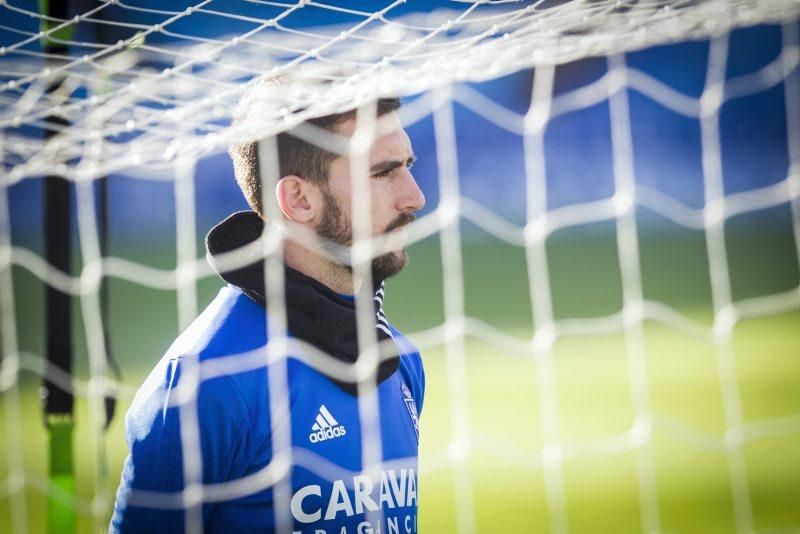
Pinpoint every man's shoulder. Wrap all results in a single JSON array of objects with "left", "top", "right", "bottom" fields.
[
  {"left": 164, "top": 285, "right": 267, "bottom": 364},
  {"left": 387, "top": 324, "right": 425, "bottom": 412},
  {"left": 388, "top": 324, "right": 422, "bottom": 367},
  {"left": 126, "top": 286, "right": 268, "bottom": 434},
  {"left": 384, "top": 321, "right": 412, "bottom": 347}
]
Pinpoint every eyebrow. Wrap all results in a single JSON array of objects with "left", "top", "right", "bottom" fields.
[{"left": 370, "top": 154, "right": 417, "bottom": 175}]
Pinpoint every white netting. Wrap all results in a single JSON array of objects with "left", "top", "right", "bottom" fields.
[
  {"left": 2, "top": 1, "right": 800, "bottom": 533},
  {"left": 2, "top": 0, "right": 799, "bottom": 183}
]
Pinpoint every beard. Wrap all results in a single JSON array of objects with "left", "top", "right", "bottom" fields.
[{"left": 316, "top": 186, "right": 413, "bottom": 281}]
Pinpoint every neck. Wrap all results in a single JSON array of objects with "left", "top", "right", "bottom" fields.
[{"left": 283, "top": 239, "right": 362, "bottom": 295}]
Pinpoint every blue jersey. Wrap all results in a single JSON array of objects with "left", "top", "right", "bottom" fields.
[{"left": 110, "top": 285, "right": 424, "bottom": 533}]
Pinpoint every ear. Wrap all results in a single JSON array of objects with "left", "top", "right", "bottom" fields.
[{"left": 276, "top": 175, "right": 319, "bottom": 224}]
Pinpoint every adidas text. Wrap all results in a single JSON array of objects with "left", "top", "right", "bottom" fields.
[{"left": 309, "top": 425, "right": 347, "bottom": 443}]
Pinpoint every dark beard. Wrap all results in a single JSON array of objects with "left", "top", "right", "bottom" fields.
[{"left": 316, "top": 186, "right": 412, "bottom": 281}]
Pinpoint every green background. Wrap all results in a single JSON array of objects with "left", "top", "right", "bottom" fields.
[{"left": 2, "top": 215, "right": 799, "bottom": 533}]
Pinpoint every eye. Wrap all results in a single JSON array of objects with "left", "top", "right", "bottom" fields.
[{"left": 373, "top": 168, "right": 394, "bottom": 179}]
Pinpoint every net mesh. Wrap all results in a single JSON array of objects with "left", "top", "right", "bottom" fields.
[{"left": 2, "top": 0, "right": 800, "bottom": 533}]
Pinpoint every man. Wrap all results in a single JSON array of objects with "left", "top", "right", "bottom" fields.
[{"left": 110, "top": 80, "right": 426, "bottom": 533}]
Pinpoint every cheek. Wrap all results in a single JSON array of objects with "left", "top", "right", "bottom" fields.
[
  {"left": 326, "top": 161, "right": 353, "bottom": 211},
  {"left": 339, "top": 181, "right": 393, "bottom": 232},
  {"left": 328, "top": 186, "right": 351, "bottom": 219},
  {"left": 370, "top": 183, "right": 396, "bottom": 231}
]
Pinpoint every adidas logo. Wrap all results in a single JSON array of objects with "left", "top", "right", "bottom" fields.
[{"left": 308, "top": 405, "right": 347, "bottom": 443}]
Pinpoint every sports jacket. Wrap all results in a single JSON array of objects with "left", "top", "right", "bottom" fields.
[{"left": 110, "top": 211, "right": 424, "bottom": 533}]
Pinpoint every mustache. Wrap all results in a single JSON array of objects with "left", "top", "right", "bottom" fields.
[{"left": 384, "top": 212, "right": 416, "bottom": 234}]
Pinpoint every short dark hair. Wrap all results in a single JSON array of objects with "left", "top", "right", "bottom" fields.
[{"left": 228, "top": 83, "right": 401, "bottom": 218}]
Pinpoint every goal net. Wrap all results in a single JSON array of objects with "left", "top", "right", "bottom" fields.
[{"left": 1, "top": 0, "right": 800, "bottom": 533}]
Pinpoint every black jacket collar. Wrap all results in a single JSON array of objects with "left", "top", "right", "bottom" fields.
[{"left": 205, "top": 211, "right": 398, "bottom": 395}]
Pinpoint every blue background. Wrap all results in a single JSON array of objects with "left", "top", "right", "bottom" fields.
[{"left": 1, "top": 1, "right": 794, "bottom": 245}]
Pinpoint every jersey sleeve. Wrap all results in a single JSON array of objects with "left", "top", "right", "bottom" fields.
[{"left": 110, "top": 356, "right": 255, "bottom": 533}]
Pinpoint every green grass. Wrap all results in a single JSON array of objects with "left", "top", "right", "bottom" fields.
[
  {"left": 416, "top": 315, "right": 800, "bottom": 533},
  {"left": 2, "top": 226, "right": 799, "bottom": 532}
]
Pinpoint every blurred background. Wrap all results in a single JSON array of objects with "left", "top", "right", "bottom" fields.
[{"left": 2, "top": 1, "right": 799, "bottom": 532}]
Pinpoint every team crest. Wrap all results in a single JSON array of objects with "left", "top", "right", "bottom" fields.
[{"left": 400, "top": 381, "right": 419, "bottom": 442}]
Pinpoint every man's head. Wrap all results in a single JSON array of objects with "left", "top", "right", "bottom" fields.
[{"left": 228, "top": 81, "right": 425, "bottom": 282}]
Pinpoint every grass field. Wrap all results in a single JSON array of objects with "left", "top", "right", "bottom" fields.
[{"left": 2, "top": 224, "right": 799, "bottom": 532}]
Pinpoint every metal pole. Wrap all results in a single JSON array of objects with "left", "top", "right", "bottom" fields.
[{"left": 38, "top": 1, "right": 76, "bottom": 532}]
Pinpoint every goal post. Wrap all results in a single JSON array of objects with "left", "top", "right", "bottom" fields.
[{"left": 38, "top": 1, "right": 77, "bottom": 532}]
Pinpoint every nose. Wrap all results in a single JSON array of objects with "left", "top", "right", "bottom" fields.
[{"left": 398, "top": 167, "right": 426, "bottom": 213}]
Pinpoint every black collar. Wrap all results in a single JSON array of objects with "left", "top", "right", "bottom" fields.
[{"left": 205, "top": 211, "right": 398, "bottom": 395}]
